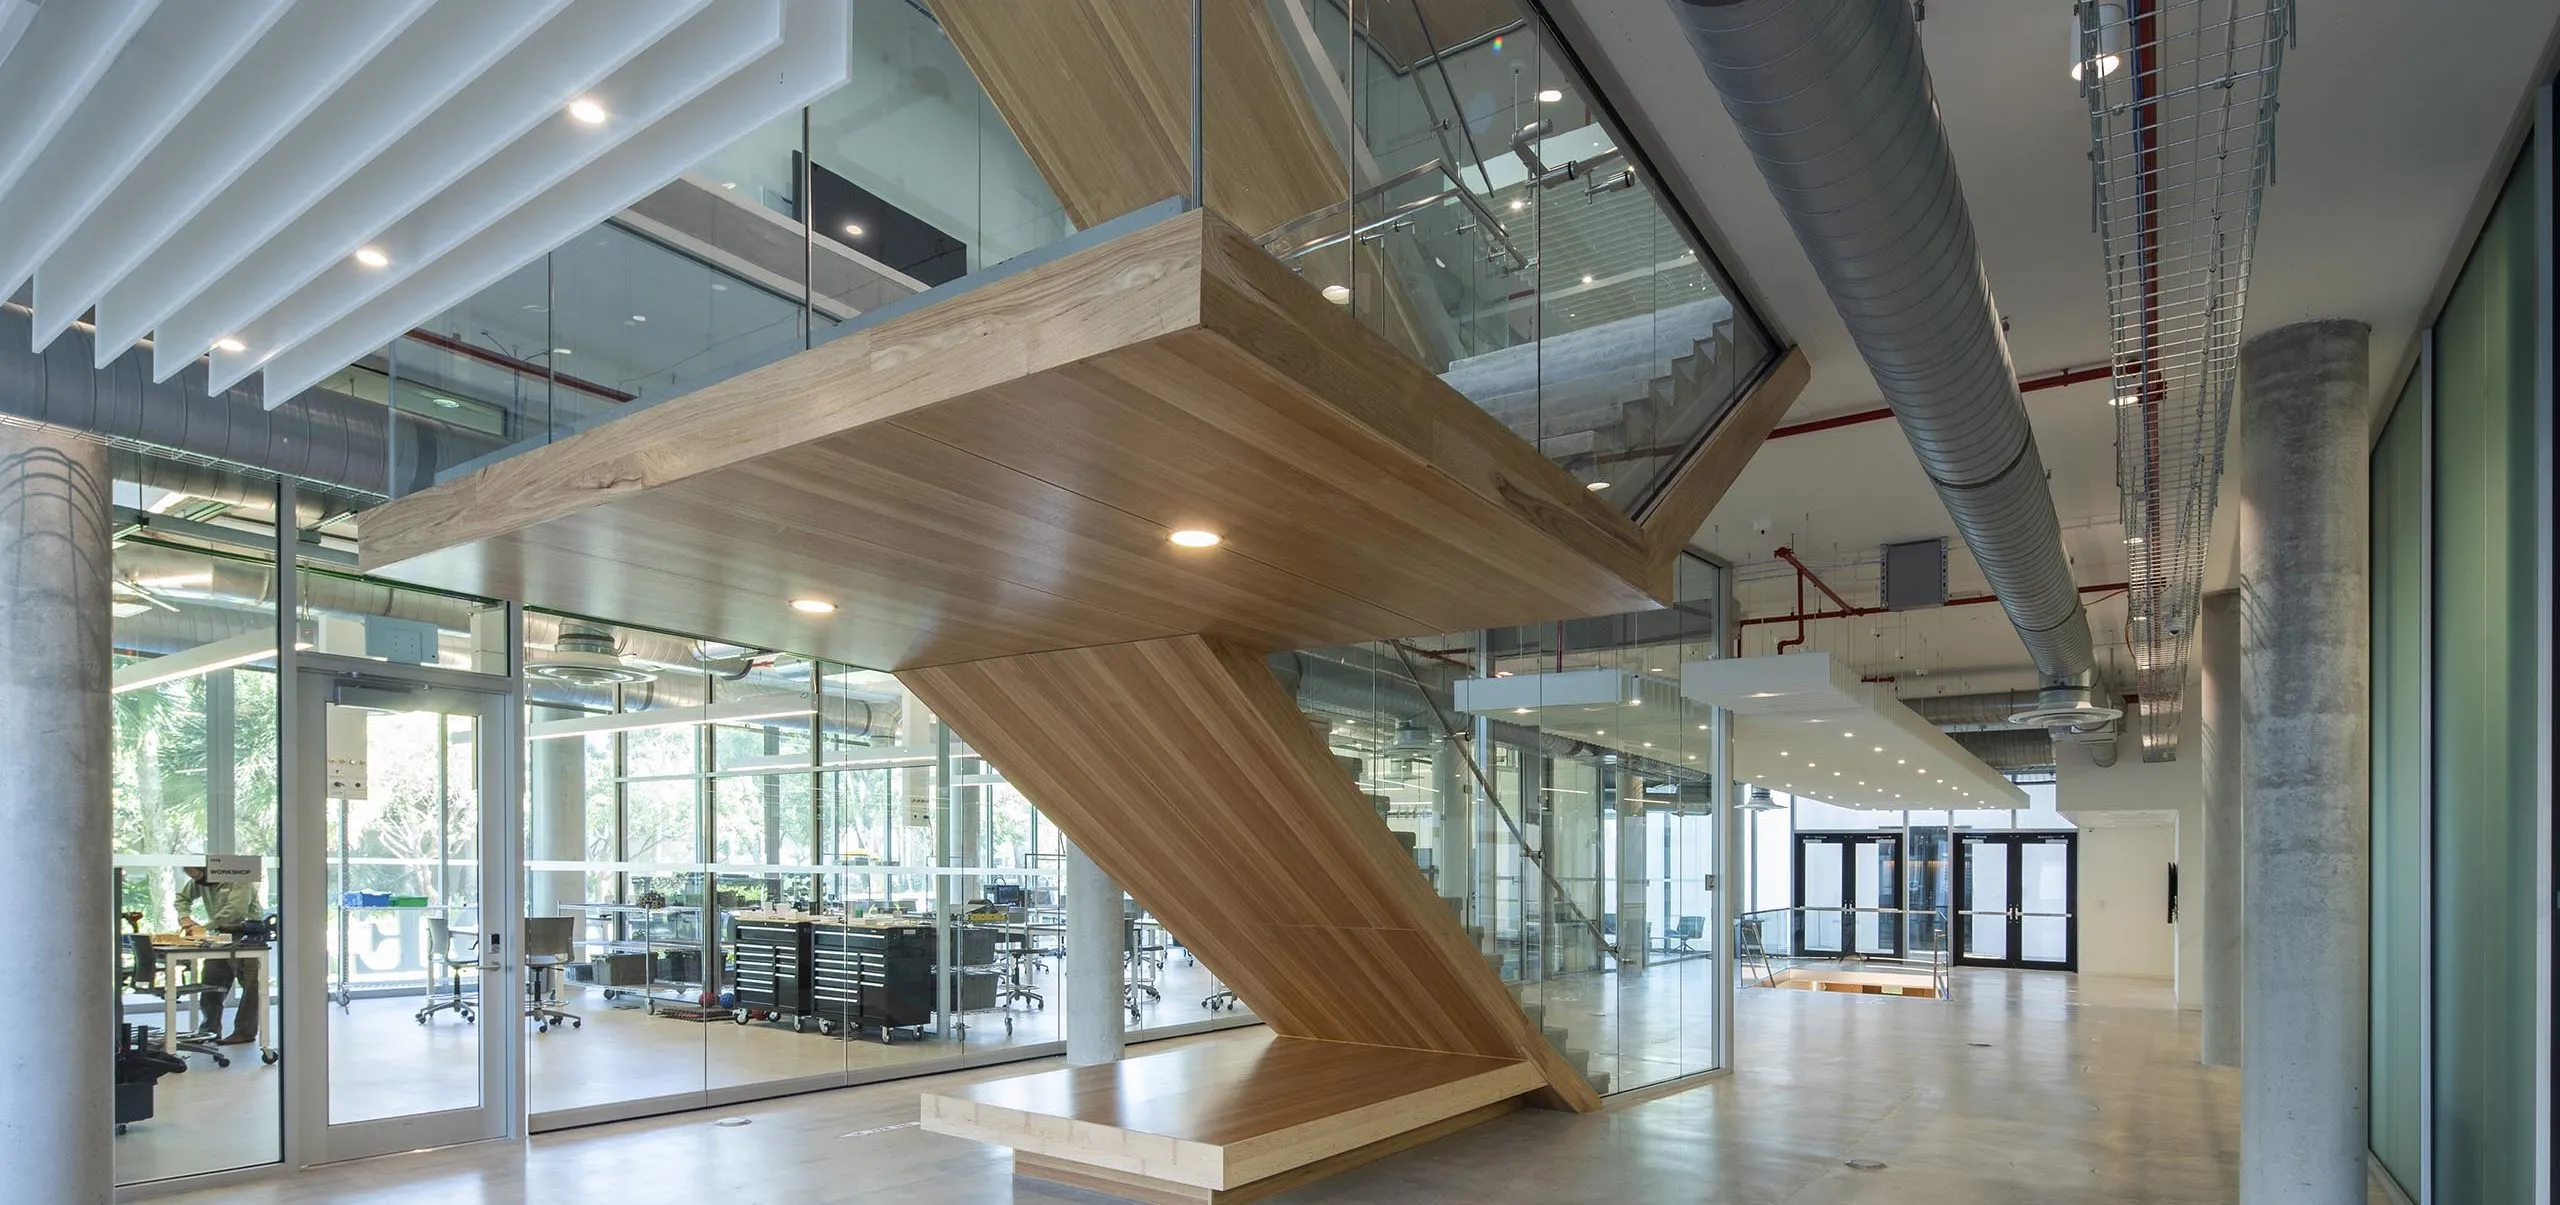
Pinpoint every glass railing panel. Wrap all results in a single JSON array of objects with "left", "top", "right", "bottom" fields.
[{"left": 1250, "top": 4, "right": 1781, "bottom": 514}]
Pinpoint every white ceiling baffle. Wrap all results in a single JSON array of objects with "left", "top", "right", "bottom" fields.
[
  {"left": 1683, "top": 652, "right": 2026, "bottom": 812},
  {"left": 0, "top": 0, "right": 853, "bottom": 409}
]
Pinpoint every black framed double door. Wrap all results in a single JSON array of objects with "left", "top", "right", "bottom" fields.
[
  {"left": 1794, "top": 833, "right": 1903, "bottom": 958},
  {"left": 1954, "top": 832, "right": 2077, "bottom": 970}
]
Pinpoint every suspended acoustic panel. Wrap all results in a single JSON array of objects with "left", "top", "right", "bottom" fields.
[{"left": 0, "top": 0, "right": 851, "bottom": 409}]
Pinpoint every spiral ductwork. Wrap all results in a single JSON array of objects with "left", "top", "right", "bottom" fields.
[
  {"left": 1670, "top": 0, "right": 2095, "bottom": 685},
  {"left": 0, "top": 303, "right": 503, "bottom": 499}
]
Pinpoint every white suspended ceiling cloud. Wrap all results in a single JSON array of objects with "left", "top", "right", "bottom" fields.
[{"left": 0, "top": 0, "right": 850, "bottom": 409}]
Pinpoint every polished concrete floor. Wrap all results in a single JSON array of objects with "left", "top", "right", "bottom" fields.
[
  {"left": 139, "top": 969, "right": 2395, "bottom": 1204},
  {"left": 115, "top": 957, "right": 1247, "bottom": 1188}
]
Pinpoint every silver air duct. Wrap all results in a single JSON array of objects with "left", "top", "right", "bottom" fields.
[
  {"left": 0, "top": 302, "right": 504, "bottom": 499},
  {"left": 1670, "top": 0, "right": 2096, "bottom": 686}
]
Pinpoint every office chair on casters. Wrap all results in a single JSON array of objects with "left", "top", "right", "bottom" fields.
[
  {"left": 122, "top": 935, "right": 232, "bottom": 1068},
  {"left": 416, "top": 915, "right": 479, "bottom": 1024},
  {"left": 1670, "top": 915, "right": 1705, "bottom": 954},
  {"left": 522, "top": 916, "right": 582, "bottom": 1033}
]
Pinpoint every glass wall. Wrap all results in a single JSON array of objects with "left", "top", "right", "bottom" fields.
[
  {"left": 109, "top": 539, "right": 283, "bottom": 1186},
  {"left": 2369, "top": 368, "right": 2424, "bottom": 1192},
  {"left": 2425, "top": 148, "right": 2538, "bottom": 1205},
  {"left": 1281, "top": 554, "right": 1729, "bottom": 1095},
  {"left": 514, "top": 615, "right": 1255, "bottom": 1126}
]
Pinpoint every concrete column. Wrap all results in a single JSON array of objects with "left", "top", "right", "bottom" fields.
[
  {"left": 0, "top": 427, "right": 114, "bottom": 1204},
  {"left": 527, "top": 706, "right": 587, "bottom": 917},
  {"left": 2199, "top": 590, "right": 2244, "bottom": 1065},
  {"left": 1063, "top": 838, "right": 1124, "bottom": 1065},
  {"left": 2236, "top": 319, "right": 2370, "bottom": 1203}
]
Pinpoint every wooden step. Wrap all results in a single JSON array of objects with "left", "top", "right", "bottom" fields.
[{"left": 924, "top": 1035, "right": 1544, "bottom": 1203}]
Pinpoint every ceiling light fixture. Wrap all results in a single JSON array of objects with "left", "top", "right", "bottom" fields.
[
  {"left": 353, "top": 246, "right": 389, "bottom": 268},
  {"left": 1580, "top": 273, "right": 1595, "bottom": 285},
  {"left": 843, "top": 223, "right": 865, "bottom": 238},
  {"left": 212, "top": 337, "right": 245, "bottom": 354},
  {"left": 551, "top": 348, "right": 572, "bottom": 356},
  {"left": 789, "top": 598, "right": 836, "bottom": 615},
  {"left": 2125, "top": 535, "right": 2146, "bottom": 545},
  {"left": 630, "top": 314, "right": 647, "bottom": 323},
  {"left": 430, "top": 397, "right": 460, "bottom": 410},
  {"left": 2068, "top": 2, "right": 2127, "bottom": 81},
  {"left": 1321, "top": 284, "right": 1351, "bottom": 304},
  {"left": 1514, "top": 708, "right": 1532, "bottom": 715},
  {"left": 1536, "top": 88, "right": 1563, "bottom": 103},
  {"left": 1509, "top": 199, "right": 1525, "bottom": 212},
  {"left": 1586, "top": 481, "right": 1609, "bottom": 491},
  {"left": 1168, "top": 529, "right": 1221, "bottom": 548},
  {"left": 568, "top": 96, "right": 608, "bottom": 124}
]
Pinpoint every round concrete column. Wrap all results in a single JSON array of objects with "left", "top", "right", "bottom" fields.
[
  {"left": 0, "top": 426, "right": 114, "bottom": 1202},
  {"left": 1063, "top": 838, "right": 1125, "bottom": 1065},
  {"left": 2236, "top": 319, "right": 2370, "bottom": 1202},
  {"left": 2199, "top": 589, "right": 2243, "bottom": 1066}
]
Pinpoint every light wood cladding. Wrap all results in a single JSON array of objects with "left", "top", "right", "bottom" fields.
[
  {"left": 1635, "top": 346, "right": 1811, "bottom": 583},
  {"left": 900, "top": 635, "right": 1602, "bottom": 1112},
  {"left": 929, "top": 0, "right": 1341, "bottom": 236},
  {"left": 361, "top": 209, "right": 1658, "bottom": 670},
  {"left": 922, "top": 1034, "right": 1541, "bottom": 1195}
]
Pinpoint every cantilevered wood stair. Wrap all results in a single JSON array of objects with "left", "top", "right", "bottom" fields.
[{"left": 361, "top": 202, "right": 1807, "bottom": 1198}]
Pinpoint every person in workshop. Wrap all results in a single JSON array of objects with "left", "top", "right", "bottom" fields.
[{"left": 175, "top": 861, "right": 263, "bottom": 1046}]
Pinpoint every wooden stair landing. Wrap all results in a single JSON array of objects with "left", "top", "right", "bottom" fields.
[{"left": 921, "top": 1035, "right": 1542, "bottom": 1204}]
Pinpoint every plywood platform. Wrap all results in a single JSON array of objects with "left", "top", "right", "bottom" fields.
[{"left": 921, "top": 1035, "right": 1543, "bottom": 1203}]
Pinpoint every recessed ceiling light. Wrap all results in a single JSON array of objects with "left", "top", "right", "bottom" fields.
[
  {"left": 1843, "top": 731, "right": 1854, "bottom": 738},
  {"left": 789, "top": 598, "right": 836, "bottom": 615},
  {"left": 1642, "top": 742, "right": 1652, "bottom": 747},
  {"left": 1586, "top": 481, "right": 1609, "bottom": 491},
  {"left": 1896, "top": 758, "right": 1906, "bottom": 765},
  {"left": 1168, "top": 529, "right": 1221, "bottom": 548},
  {"left": 1514, "top": 708, "right": 1531, "bottom": 715},
  {"left": 844, "top": 223, "right": 865, "bottom": 238},
  {"left": 1595, "top": 729, "right": 1605, "bottom": 735},
  {"left": 1321, "top": 284, "right": 1351, "bottom": 304},
  {"left": 567, "top": 97, "right": 608, "bottom": 124},
  {"left": 354, "top": 246, "right": 390, "bottom": 268},
  {"left": 1581, "top": 274, "right": 1595, "bottom": 285},
  {"left": 430, "top": 397, "right": 460, "bottom": 410},
  {"left": 1699, "top": 724, "right": 1710, "bottom": 731},
  {"left": 630, "top": 314, "right": 647, "bottom": 323},
  {"left": 551, "top": 348, "right": 572, "bottom": 356},
  {"left": 1872, "top": 746, "right": 1883, "bottom": 753},
  {"left": 213, "top": 337, "right": 245, "bottom": 354},
  {"left": 2125, "top": 535, "right": 2146, "bottom": 545},
  {"left": 720, "top": 181, "right": 738, "bottom": 190},
  {"left": 1536, "top": 88, "right": 1564, "bottom": 103},
  {"left": 1509, "top": 199, "right": 1525, "bottom": 212}
]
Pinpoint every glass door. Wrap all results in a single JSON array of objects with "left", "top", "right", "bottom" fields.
[
  {"left": 285, "top": 656, "right": 519, "bottom": 1163},
  {"left": 1954, "top": 832, "right": 2077, "bottom": 970},
  {"left": 1794, "top": 833, "right": 1901, "bottom": 958}
]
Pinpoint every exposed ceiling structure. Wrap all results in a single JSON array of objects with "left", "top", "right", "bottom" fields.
[
  {"left": 0, "top": 0, "right": 851, "bottom": 410},
  {"left": 1550, "top": 0, "right": 2560, "bottom": 735}
]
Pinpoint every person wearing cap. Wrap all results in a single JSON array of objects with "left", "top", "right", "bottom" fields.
[{"left": 175, "top": 862, "right": 263, "bottom": 1045}]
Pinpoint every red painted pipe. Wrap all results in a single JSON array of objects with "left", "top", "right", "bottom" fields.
[{"left": 1765, "top": 362, "right": 2114, "bottom": 440}]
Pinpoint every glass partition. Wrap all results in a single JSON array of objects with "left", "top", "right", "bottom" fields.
[
  {"left": 109, "top": 540, "right": 284, "bottom": 1185},
  {"left": 1280, "top": 552, "right": 1728, "bottom": 1095}
]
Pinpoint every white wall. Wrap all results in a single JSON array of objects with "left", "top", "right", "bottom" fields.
[
  {"left": 2074, "top": 821, "right": 2177, "bottom": 977},
  {"left": 2055, "top": 698, "right": 2209, "bottom": 1004}
]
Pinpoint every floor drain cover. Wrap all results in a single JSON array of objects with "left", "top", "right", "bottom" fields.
[
  {"left": 714, "top": 1117, "right": 753, "bottom": 1127},
  {"left": 1844, "top": 1159, "right": 1888, "bottom": 1171}
]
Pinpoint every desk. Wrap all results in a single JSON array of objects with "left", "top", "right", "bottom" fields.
[{"left": 155, "top": 943, "right": 278, "bottom": 1063}]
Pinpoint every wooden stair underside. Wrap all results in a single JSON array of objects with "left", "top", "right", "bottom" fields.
[
  {"left": 358, "top": 208, "right": 1662, "bottom": 669},
  {"left": 900, "top": 634, "right": 1601, "bottom": 1111}
]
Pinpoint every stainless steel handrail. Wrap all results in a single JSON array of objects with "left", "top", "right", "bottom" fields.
[
  {"left": 1736, "top": 905, "right": 1952, "bottom": 999},
  {"left": 1259, "top": 158, "right": 1526, "bottom": 271}
]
